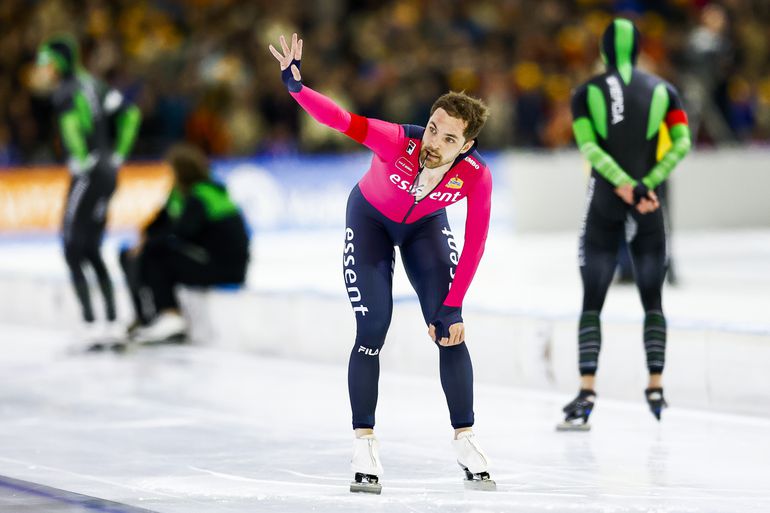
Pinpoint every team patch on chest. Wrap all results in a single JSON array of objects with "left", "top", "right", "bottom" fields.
[
  {"left": 396, "top": 157, "right": 415, "bottom": 176},
  {"left": 446, "top": 176, "right": 464, "bottom": 189}
]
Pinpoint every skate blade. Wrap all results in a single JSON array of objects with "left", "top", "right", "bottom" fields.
[
  {"left": 556, "top": 421, "right": 591, "bottom": 432},
  {"left": 464, "top": 478, "right": 497, "bottom": 491},
  {"left": 350, "top": 481, "right": 382, "bottom": 494}
]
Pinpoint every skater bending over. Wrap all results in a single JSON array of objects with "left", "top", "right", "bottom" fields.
[
  {"left": 36, "top": 34, "right": 141, "bottom": 343},
  {"left": 270, "top": 33, "right": 496, "bottom": 493}
]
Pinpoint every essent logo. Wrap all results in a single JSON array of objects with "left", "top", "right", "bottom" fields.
[{"left": 389, "top": 174, "right": 462, "bottom": 203}]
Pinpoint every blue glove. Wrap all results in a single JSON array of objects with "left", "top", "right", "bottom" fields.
[
  {"left": 431, "top": 305, "right": 463, "bottom": 342},
  {"left": 282, "top": 58, "right": 302, "bottom": 93}
]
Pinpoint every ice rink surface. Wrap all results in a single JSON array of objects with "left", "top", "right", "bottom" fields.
[{"left": 1, "top": 322, "right": 769, "bottom": 513}]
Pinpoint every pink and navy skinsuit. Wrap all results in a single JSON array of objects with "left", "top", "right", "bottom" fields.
[{"left": 284, "top": 63, "right": 492, "bottom": 429}]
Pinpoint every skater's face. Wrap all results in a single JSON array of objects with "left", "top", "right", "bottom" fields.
[
  {"left": 420, "top": 108, "right": 474, "bottom": 169},
  {"left": 31, "top": 60, "right": 60, "bottom": 93}
]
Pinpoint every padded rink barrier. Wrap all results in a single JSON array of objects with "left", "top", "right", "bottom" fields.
[{"left": 0, "top": 269, "right": 769, "bottom": 418}]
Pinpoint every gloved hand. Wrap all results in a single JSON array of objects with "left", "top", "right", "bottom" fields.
[
  {"left": 282, "top": 58, "right": 302, "bottom": 92},
  {"left": 430, "top": 304, "right": 463, "bottom": 342},
  {"left": 270, "top": 33, "right": 303, "bottom": 92},
  {"left": 110, "top": 152, "right": 125, "bottom": 169},
  {"left": 67, "top": 153, "right": 97, "bottom": 176},
  {"left": 632, "top": 183, "right": 650, "bottom": 205}
]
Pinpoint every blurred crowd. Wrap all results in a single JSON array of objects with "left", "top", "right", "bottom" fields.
[{"left": 2, "top": 0, "right": 770, "bottom": 166}]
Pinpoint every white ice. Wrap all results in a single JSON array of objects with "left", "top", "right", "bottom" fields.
[
  {"left": 1, "top": 226, "right": 769, "bottom": 512},
  {"left": 0, "top": 322, "right": 769, "bottom": 513}
]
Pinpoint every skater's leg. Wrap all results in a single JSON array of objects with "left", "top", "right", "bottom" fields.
[
  {"left": 401, "top": 212, "right": 474, "bottom": 430},
  {"left": 140, "top": 241, "right": 182, "bottom": 315},
  {"left": 62, "top": 176, "right": 96, "bottom": 323},
  {"left": 130, "top": 241, "right": 190, "bottom": 342},
  {"left": 84, "top": 172, "right": 117, "bottom": 322},
  {"left": 630, "top": 210, "right": 669, "bottom": 419},
  {"left": 344, "top": 188, "right": 395, "bottom": 431},
  {"left": 135, "top": 240, "right": 245, "bottom": 343},
  {"left": 63, "top": 240, "right": 94, "bottom": 323},
  {"left": 629, "top": 211, "right": 668, "bottom": 379},
  {"left": 119, "top": 247, "right": 152, "bottom": 325},
  {"left": 578, "top": 209, "right": 623, "bottom": 383},
  {"left": 560, "top": 200, "right": 623, "bottom": 429},
  {"left": 85, "top": 243, "right": 115, "bottom": 322}
]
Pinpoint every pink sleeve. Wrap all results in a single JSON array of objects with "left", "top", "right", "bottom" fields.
[
  {"left": 443, "top": 168, "right": 492, "bottom": 308},
  {"left": 290, "top": 86, "right": 403, "bottom": 159}
]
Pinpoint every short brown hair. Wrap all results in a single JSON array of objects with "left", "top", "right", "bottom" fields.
[
  {"left": 166, "top": 143, "right": 210, "bottom": 192},
  {"left": 430, "top": 91, "right": 489, "bottom": 141}
]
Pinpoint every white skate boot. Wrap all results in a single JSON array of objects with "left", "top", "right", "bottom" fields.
[
  {"left": 452, "top": 431, "right": 496, "bottom": 491},
  {"left": 350, "top": 434, "right": 383, "bottom": 494},
  {"left": 131, "top": 311, "right": 187, "bottom": 345},
  {"left": 83, "top": 321, "right": 127, "bottom": 352}
]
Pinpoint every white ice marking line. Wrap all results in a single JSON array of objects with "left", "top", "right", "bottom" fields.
[
  {"left": 188, "top": 466, "right": 345, "bottom": 490},
  {"left": 33, "top": 418, "right": 197, "bottom": 430},
  {"left": 278, "top": 469, "right": 346, "bottom": 481},
  {"left": 0, "top": 456, "right": 197, "bottom": 503},
  {"left": 200, "top": 467, "right": 594, "bottom": 500}
]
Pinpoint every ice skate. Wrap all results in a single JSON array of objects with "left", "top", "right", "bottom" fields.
[
  {"left": 349, "top": 434, "right": 383, "bottom": 494},
  {"left": 453, "top": 431, "right": 496, "bottom": 491},
  {"left": 557, "top": 389, "right": 596, "bottom": 431},
  {"left": 80, "top": 322, "right": 109, "bottom": 352},
  {"left": 645, "top": 387, "right": 668, "bottom": 421},
  {"left": 84, "top": 322, "right": 127, "bottom": 352},
  {"left": 130, "top": 312, "right": 187, "bottom": 345}
]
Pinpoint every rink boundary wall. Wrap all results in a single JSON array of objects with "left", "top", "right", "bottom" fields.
[
  {"left": 1, "top": 148, "right": 769, "bottom": 235},
  {"left": 1, "top": 271, "right": 768, "bottom": 419}
]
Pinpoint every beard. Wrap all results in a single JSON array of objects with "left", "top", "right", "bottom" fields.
[{"left": 419, "top": 147, "right": 445, "bottom": 169}]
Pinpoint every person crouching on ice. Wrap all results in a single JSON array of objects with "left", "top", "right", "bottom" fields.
[{"left": 122, "top": 143, "right": 250, "bottom": 344}]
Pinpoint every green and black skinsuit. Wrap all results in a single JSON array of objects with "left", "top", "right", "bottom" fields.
[
  {"left": 570, "top": 19, "right": 691, "bottom": 378},
  {"left": 38, "top": 35, "right": 141, "bottom": 323},
  {"left": 120, "top": 181, "right": 250, "bottom": 324}
]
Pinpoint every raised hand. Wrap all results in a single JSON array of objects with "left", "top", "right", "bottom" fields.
[{"left": 269, "top": 33, "right": 303, "bottom": 84}]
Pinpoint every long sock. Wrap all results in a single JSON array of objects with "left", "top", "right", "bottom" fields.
[
  {"left": 578, "top": 311, "right": 601, "bottom": 375},
  {"left": 644, "top": 310, "right": 667, "bottom": 373},
  {"left": 438, "top": 342, "right": 474, "bottom": 429}
]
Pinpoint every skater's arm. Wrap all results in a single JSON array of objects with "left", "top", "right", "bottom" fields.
[
  {"left": 443, "top": 168, "right": 492, "bottom": 308},
  {"left": 270, "top": 33, "right": 402, "bottom": 159},
  {"left": 430, "top": 169, "right": 491, "bottom": 344},
  {"left": 59, "top": 110, "right": 93, "bottom": 174},
  {"left": 101, "top": 86, "right": 141, "bottom": 165},
  {"left": 291, "top": 87, "right": 403, "bottom": 158},
  {"left": 53, "top": 87, "right": 96, "bottom": 175},
  {"left": 113, "top": 104, "right": 141, "bottom": 164},
  {"left": 642, "top": 85, "right": 691, "bottom": 189},
  {"left": 571, "top": 86, "right": 635, "bottom": 187}
]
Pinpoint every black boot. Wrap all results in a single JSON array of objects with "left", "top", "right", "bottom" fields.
[
  {"left": 557, "top": 389, "right": 596, "bottom": 431},
  {"left": 645, "top": 387, "right": 668, "bottom": 421}
]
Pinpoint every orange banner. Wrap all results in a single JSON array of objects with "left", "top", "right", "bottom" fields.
[{"left": 0, "top": 163, "right": 173, "bottom": 233}]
